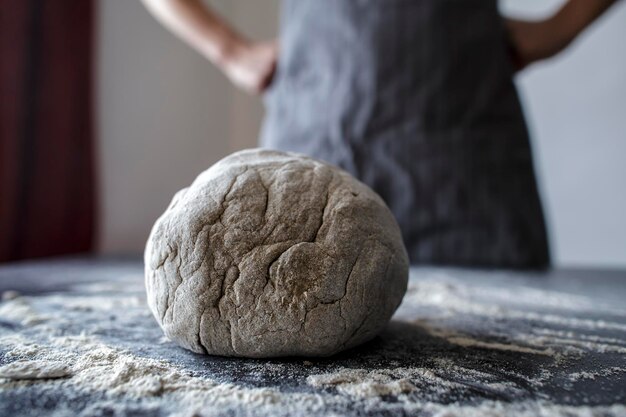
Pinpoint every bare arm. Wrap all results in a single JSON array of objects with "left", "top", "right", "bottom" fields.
[
  {"left": 506, "top": 0, "right": 620, "bottom": 70},
  {"left": 140, "top": 0, "right": 277, "bottom": 94}
]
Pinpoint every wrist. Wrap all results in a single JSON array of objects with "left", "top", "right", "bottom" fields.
[
  {"left": 551, "top": 1, "right": 591, "bottom": 49},
  {"left": 539, "top": 13, "right": 572, "bottom": 56},
  {"left": 212, "top": 32, "right": 247, "bottom": 68}
]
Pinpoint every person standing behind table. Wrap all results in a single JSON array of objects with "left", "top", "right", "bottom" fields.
[{"left": 141, "top": 0, "right": 620, "bottom": 268}]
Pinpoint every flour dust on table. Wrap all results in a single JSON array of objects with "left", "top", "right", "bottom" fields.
[{"left": 0, "top": 259, "right": 625, "bottom": 416}]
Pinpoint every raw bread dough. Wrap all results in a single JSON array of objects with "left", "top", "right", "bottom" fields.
[{"left": 144, "top": 149, "right": 408, "bottom": 357}]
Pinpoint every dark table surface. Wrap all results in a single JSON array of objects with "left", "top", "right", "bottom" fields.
[{"left": 0, "top": 257, "right": 624, "bottom": 417}]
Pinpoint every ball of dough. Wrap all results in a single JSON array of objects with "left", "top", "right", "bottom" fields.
[{"left": 145, "top": 149, "right": 408, "bottom": 357}]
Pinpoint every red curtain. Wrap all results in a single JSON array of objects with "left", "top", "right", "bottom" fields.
[{"left": 0, "top": 1, "right": 96, "bottom": 262}]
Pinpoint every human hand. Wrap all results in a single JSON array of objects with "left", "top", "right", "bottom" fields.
[
  {"left": 505, "top": 18, "right": 571, "bottom": 71},
  {"left": 220, "top": 38, "right": 278, "bottom": 95},
  {"left": 506, "top": 0, "right": 620, "bottom": 71}
]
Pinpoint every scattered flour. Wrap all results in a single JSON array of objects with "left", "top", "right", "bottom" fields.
[
  {"left": 527, "top": 328, "right": 626, "bottom": 355},
  {"left": 444, "top": 336, "right": 556, "bottom": 356},
  {"left": 305, "top": 366, "right": 626, "bottom": 416},
  {"left": 1, "top": 335, "right": 44, "bottom": 360},
  {"left": 1, "top": 290, "right": 20, "bottom": 301},
  {"left": 308, "top": 367, "right": 426, "bottom": 397},
  {"left": 406, "top": 278, "right": 626, "bottom": 355},
  {"left": 422, "top": 401, "right": 626, "bottom": 417},
  {"left": 0, "top": 297, "right": 48, "bottom": 326},
  {"left": 44, "top": 294, "right": 144, "bottom": 312},
  {"left": 568, "top": 367, "right": 626, "bottom": 382},
  {"left": 407, "top": 272, "right": 626, "bottom": 315},
  {"left": 0, "top": 360, "right": 72, "bottom": 380},
  {"left": 420, "top": 325, "right": 557, "bottom": 357},
  {"left": 1, "top": 270, "right": 625, "bottom": 416},
  {"left": 306, "top": 363, "right": 527, "bottom": 401},
  {"left": 405, "top": 279, "right": 626, "bottom": 332},
  {"left": 0, "top": 333, "right": 327, "bottom": 416},
  {"left": 70, "top": 281, "right": 145, "bottom": 293}
]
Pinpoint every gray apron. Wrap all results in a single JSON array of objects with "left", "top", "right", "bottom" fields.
[{"left": 260, "top": 0, "right": 550, "bottom": 268}]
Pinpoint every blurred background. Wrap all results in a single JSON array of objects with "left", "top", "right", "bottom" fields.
[{"left": 1, "top": 0, "right": 625, "bottom": 268}]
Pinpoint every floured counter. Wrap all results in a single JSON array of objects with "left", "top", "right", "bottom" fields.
[{"left": 0, "top": 257, "right": 624, "bottom": 416}]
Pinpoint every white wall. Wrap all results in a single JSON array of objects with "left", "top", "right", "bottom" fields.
[
  {"left": 228, "top": 1, "right": 280, "bottom": 152},
  {"left": 97, "top": 0, "right": 625, "bottom": 268},
  {"left": 97, "top": 0, "right": 234, "bottom": 253},
  {"left": 501, "top": 0, "right": 626, "bottom": 268}
]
